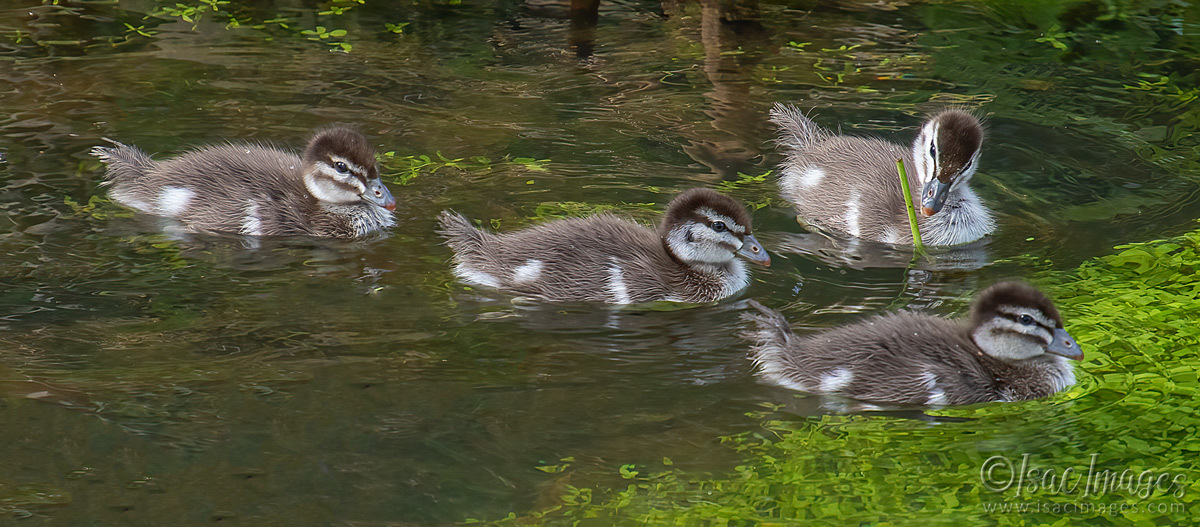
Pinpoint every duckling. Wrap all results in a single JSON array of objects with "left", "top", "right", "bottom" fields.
[
  {"left": 91, "top": 127, "right": 396, "bottom": 238},
  {"left": 743, "top": 281, "right": 1081, "bottom": 405},
  {"left": 437, "top": 188, "right": 771, "bottom": 304},
  {"left": 770, "top": 103, "right": 995, "bottom": 246}
]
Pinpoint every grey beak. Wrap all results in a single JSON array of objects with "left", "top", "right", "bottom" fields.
[
  {"left": 736, "top": 234, "right": 771, "bottom": 267},
  {"left": 366, "top": 179, "right": 397, "bottom": 212},
  {"left": 920, "top": 179, "right": 951, "bottom": 217},
  {"left": 1046, "top": 327, "right": 1083, "bottom": 360}
]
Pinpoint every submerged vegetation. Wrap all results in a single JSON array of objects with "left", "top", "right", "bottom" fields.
[
  {"left": 2, "top": 0, "right": 1199, "bottom": 524},
  {"left": 504, "top": 223, "right": 1200, "bottom": 525}
]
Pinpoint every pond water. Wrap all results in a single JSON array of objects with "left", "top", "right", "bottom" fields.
[{"left": 1, "top": 0, "right": 1197, "bottom": 524}]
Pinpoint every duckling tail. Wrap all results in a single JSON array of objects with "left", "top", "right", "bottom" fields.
[
  {"left": 91, "top": 140, "right": 156, "bottom": 186},
  {"left": 436, "top": 209, "right": 496, "bottom": 256},
  {"left": 741, "top": 299, "right": 796, "bottom": 350},
  {"left": 742, "top": 299, "right": 813, "bottom": 391},
  {"left": 768, "top": 103, "right": 827, "bottom": 151}
]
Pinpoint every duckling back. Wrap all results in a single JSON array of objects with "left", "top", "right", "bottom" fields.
[
  {"left": 438, "top": 211, "right": 683, "bottom": 303},
  {"left": 770, "top": 104, "right": 995, "bottom": 246},
  {"left": 743, "top": 299, "right": 1074, "bottom": 406},
  {"left": 771, "top": 107, "right": 919, "bottom": 245},
  {"left": 96, "top": 141, "right": 319, "bottom": 236},
  {"left": 93, "top": 129, "right": 395, "bottom": 238}
]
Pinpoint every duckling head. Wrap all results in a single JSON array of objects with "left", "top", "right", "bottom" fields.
[
  {"left": 911, "top": 110, "right": 983, "bottom": 217},
  {"left": 302, "top": 127, "right": 397, "bottom": 211},
  {"left": 969, "top": 281, "right": 1082, "bottom": 363},
  {"left": 659, "top": 188, "right": 771, "bottom": 268}
]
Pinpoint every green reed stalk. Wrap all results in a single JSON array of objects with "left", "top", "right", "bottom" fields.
[{"left": 895, "top": 158, "right": 927, "bottom": 256}]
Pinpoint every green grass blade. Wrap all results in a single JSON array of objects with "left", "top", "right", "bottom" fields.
[{"left": 895, "top": 158, "right": 926, "bottom": 255}]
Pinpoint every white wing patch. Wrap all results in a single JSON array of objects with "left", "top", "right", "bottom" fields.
[
  {"left": 800, "top": 166, "right": 825, "bottom": 188},
  {"left": 157, "top": 186, "right": 194, "bottom": 217},
  {"left": 240, "top": 200, "right": 263, "bottom": 236},
  {"left": 607, "top": 260, "right": 632, "bottom": 304},
  {"left": 920, "top": 371, "right": 947, "bottom": 405},
  {"left": 844, "top": 192, "right": 861, "bottom": 238},
  {"left": 454, "top": 264, "right": 501, "bottom": 289},
  {"left": 512, "top": 259, "right": 544, "bottom": 283},
  {"left": 819, "top": 368, "right": 854, "bottom": 393}
]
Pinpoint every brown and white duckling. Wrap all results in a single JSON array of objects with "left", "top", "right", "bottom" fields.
[
  {"left": 437, "top": 188, "right": 771, "bottom": 304},
  {"left": 770, "top": 103, "right": 995, "bottom": 247},
  {"left": 743, "top": 281, "right": 1081, "bottom": 405},
  {"left": 91, "top": 127, "right": 396, "bottom": 238}
]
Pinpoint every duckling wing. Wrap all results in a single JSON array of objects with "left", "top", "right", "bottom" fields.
[
  {"left": 153, "top": 144, "right": 317, "bottom": 235},
  {"left": 747, "top": 311, "right": 1001, "bottom": 405},
  {"left": 777, "top": 135, "right": 917, "bottom": 245},
  {"left": 438, "top": 213, "right": 675, "bottom": 303},
  {"left": 94, "top": 140, "right": 319, "bottom": 235}
]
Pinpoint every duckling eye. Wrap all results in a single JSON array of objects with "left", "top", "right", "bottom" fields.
[
  {"left": 711, "top": 221, "right": 727, "bottom": 233},
  {"left": 1018, "top": 314, "right": 1034, "bottom": 325},
  {"left": 334, "top": 161, "right": 350, "bottom": 173},
  {"left": 929, "top": 144, "right": 937, "bottom": 158}
]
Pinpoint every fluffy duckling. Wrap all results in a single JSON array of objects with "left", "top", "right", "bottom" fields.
[
  {"left": 743, "top": 281, "right": 1081, "bottom": 405},
  {"left": 437, "top": 188, "right": 771, "bottom": 303},
  {"left": 770, "top": 103, "right": 994, "bottom": 246},
  {"left": 92, "top": 127, "right": 396, "bottom": 238}
]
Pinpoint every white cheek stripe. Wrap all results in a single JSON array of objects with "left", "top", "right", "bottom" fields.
[
  {"left": 306, "top": 170, "right": 363, "bottom": 204},
  {"left": 989, "top": 318, "right": 1051, "bottom": 341},
  {"left": 316, "top": 163, "right": 367, "bottom": 191}
]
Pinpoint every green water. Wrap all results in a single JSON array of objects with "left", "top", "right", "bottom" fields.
[{"left": 1, "top": 0, "right": 1197, "bottom": 524}]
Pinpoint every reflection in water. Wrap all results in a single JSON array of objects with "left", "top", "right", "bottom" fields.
[
  {"left": 0, "top": 0, "right": 1194, "bottom": 524},
  {"left": 771, "top": 228, "right": 993, "bottom": 271},
  {"left": 760, "top": 389, "right": 975, "bottom": 424},
  {"left": 679, "top": 0, "right": 771, "bottom": 180}
]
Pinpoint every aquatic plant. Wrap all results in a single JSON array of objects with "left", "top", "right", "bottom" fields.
[{"left": 499, "top": 224, "right": 1200, "bottom": 524}]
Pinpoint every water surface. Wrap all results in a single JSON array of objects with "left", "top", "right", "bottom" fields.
[{"left": 1, "top": 0, "right": 1197, "bottom": 524}]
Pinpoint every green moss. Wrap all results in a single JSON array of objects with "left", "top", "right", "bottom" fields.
[{"left": 507, "top": 223, "right": 1200, "bottom": 525}]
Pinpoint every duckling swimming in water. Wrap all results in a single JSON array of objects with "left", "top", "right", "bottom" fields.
[
  {"left": 743, "top": 281, "right": 1081, "bottom": 405},
  {"left": 92, "top": 127, "right": 396, "bottom": 238},
  {"left": 770, "top": 103, "right": 994, "bottom": 246},
  {"left": 437, "top": 188, "right": 771, "bottom": 304}
]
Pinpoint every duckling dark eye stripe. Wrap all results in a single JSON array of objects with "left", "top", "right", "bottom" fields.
[
  {"left": 996, "top": 313, "right": 1053, "bottom": 332},
  {"left": 989, "top": 327, "right": 1049, "bottom": 346},
  {"left": 696, "top": 207, "right": 745, "bottom": 234},
  {"left": 929, "top": 122, "right": 940, "bottom": 179},
  {"left": 996, "top": 305, "right": 1054, "bottom": 328},
  {"left": 316, "top": 164, "right": 366, "bottom": 188},
  {"left": 329, "top": 156, "right": 369, "bottom": 181}
]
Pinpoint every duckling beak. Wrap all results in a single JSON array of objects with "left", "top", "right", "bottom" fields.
[
  {"left": 366, "top": 180, "right": 397, "bottom": 212},
  {"left": 736, "top": 234, "right": 771, "bottom": 267},
  {"left": 919, "top": 179, "right": 951, "bottom": 217},
  {"left": 1046, "top": 327, "right": 1083, "bottom": 360}
]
